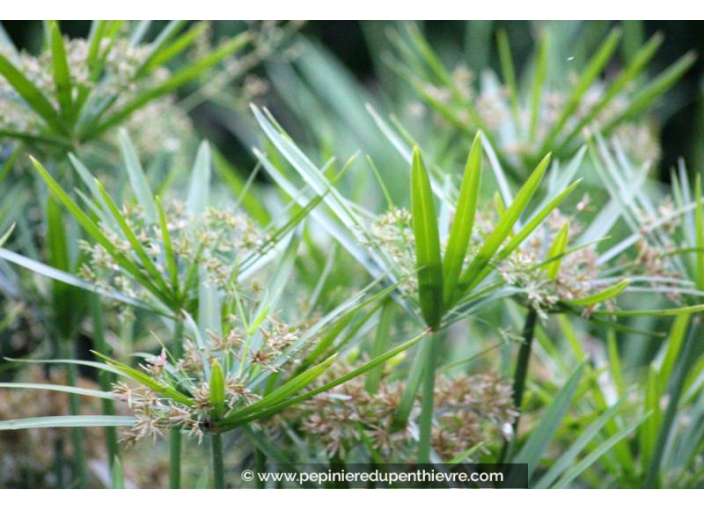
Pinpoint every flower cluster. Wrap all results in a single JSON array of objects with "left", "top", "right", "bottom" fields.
[
  {"left": 499, "top": 209, "right": 603, "bottom": 319},
  {"left": 113, "top": 315, "right": 302, "bottom": 446},
  {"left": 278, "top": 360, "right": 515, "bottom": 461},
  {"left": 366, "top": 205, "right": 499, "bottom": 298},
  {"left": 416, "top": 64, "right": 661, "bottom": 167},
  {"left": 0, "top": 35, "right": 164, "bottom": 131},
  {"left": 366, "top": 208, "right": 416, "bottom": 294},
  {"left": 78, "top": 200, "right": 264, "bottom": 303}
]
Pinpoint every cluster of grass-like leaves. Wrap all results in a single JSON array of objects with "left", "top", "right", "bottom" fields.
[{"left": 1, "top": 20, "right": 704, "bottom": 489}]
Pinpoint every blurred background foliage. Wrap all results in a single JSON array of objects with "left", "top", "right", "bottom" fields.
[{"left": 4, "top": 20, "right": 703, "bottom": 180}]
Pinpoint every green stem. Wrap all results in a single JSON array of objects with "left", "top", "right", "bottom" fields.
[
  {"left": 169, "top": 319, "right": 185, "bottom": 489},
  {"left": 645, "top": 318, "right": 699, "bottom": 488},
  {"left": 211, "top": 433, "right": 225, "bottom": 489},
  {"left": 61, "top": 340, "right": 87, "bottom": 488},
  {"left": 501, "top": 307, "right": 538, "bottom": 462},
  {"left": 255, "top": 448, "right": 266, "bottom": 489},
  {"left": 418, "top": 332, "right": 437, "bottom": 463},
  {"left": 169, "top": 429, "right": 182, "bottom": 489},
  {"left": 512, "top": 308, "right": 538, "bottom": 418},
  {"left": 91, "top": 294, "right": 118, "bottom": 467}
]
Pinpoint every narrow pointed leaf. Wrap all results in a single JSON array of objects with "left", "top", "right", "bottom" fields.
[
  {"left": 49, "top": 20, "right": 73, "bottom": 119},
  {"left": 546, "top": 221, "right": 570, "bottom": 279},
  {"left": 217, "top": 332, "right": 426, "bottom": 431},
  {"left": 0, "top": 223, "right": 14, "bottom": 247},
  {"left": 696, "top": 175, "right": 704, "bottom": 290},
  {"left": 186, "top": 141, "right": 211, "bottom": 216},
  {"left": 567, "top": 279, "right": 630, "bottom": 307},
  {"left": 92, "top": 352, "right": 193, "bottom": 406},
  {"left": 443, "top": 133, "right": 482, "bottom": 307},
  {"left": 513, "top": 364, "right": 585, "bottom": 476},
  {"left": 119, "top": 130, "right": 158, "bottom": 223},
  {"left": 224, "top": 355, "right": 338, "bottom": 421},
  {"left": 534, "top": 399, "right": 625, "bottom": 488},
  {"left": 0, "top": 382, "right": 115, "bottom": 400},
  {"left": 0, "top": 415, "right": 136, "bottom": 431},
  {"left": 411, "top": 146, "right": 443, "bottom": 329},
  {"left": 210, "top": 360, "right": 226, "bottom": 418},
  {"left": 0, "top": 53, "right": 67, "bottom": 135},
  {"left": 552, "top": 415, "right": 648, "bottom": 489},
  {"left": 460, "top": 154, "right": 551, "bottom": 291}
]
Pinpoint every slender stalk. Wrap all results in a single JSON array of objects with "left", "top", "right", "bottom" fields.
[
  {"left": 418, "top": 332, "right": 437, "bottom": 463},
  {"left": 211, "top": 433, "right": 225, "bottom": 489},
  {"left": 91, "top": 293, "right": 118, "bottom": 467},
  {"left": 169, "top": 429, "right": 182, "bottom": 489},
  {"left": 169, "top": 319, "right": 185, "bottom": 489},
  {"left": 501, "top": 307, "right": 538, "bottom": 462},
  {"left": 61, "top": 339, "right": 87, "bottom": 488},
  {"left": 645, "top": 318, "right": 699, "bottom": 488},
  {"left": 255, "top": 448, "right": 266, "bottom": 489},
  {"left": 512, "top": 308, "right": 538, "bottom": 419}
]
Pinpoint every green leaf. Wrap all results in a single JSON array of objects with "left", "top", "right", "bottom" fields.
[
  {"left": 223, "top": 355, "right": 338, "bottom": 421},
  {"left": 96, "top": 33, "right": 250, "bottom": 135},
  {"left": 391, "top": 338, "right": 428, "bottom": 431},
  {"left": 513, "top": 363, "right": 585, "bottom": 477},
  {"left": 496, "top": 29, "right": 521, "bottom": 134},
  {"left": 540, "top": 28, "right": 621, "bottom": 152},
  {"left": 186, "top": 141, "right": 212, "bottom": 217},
  {"left": 46, "top": 194, "right": 77, "bottom": 338},
  {"left": 0, "top": 415, "right": 136, "bottom": 431},
  {"left": 92, "top": 351, "right": 194, "bottom": 406},
  {"left": 365, "top": 298, "right": 395, "bottom": 393},
  {"left": 545, "top": 221, "right": 569, "bottom": 279},
  {"left": 557, "top": 33, "right": 663, "bottom": 152},
  {"left": 566, "top": 279, "right": 630, "bottom": 307},
  {"left": 0, "top": 382, "right": 115, "bottom": 400},
  {"left": 443, "top": 133, "right": 482, "bottom": 308},
  {"left": 68, "top": 152, "right": 117, "bottom": 228},
  {"left": 140, "top": 21, "right": 206, "bottom": 73},
  {"left": 210, "top": 360, "right": 226, "bottom": 418},
  {"left": 212, "top": 150, "right": 270, "bottom": 225},
  {"left": 645, "top": 320, "right": 699, "bottom": 487},
  {"left": 32, "top": 157, "right": 170, "bottom": 304},
  {"left": 695, "top": 175, "right": 704, "bottom": 290},
  {"left": 49, "top": 20, "right": 73, "bottom": 120},
  {"left": 533, "top": 398, "right": 625, "bottom": 488},
  {"left": 86, "top": 20, "right": 108, "bottom": 71},
  {"left": 111, "top": 458, "right": 126, "bottom": 489},
  {"left": 460, "top": 154, "right": 551, "bottom": 291},
  {"left": 552, "top": 415, "right": 647, "bottom": 488},
  {"left": 529, "top": 31, "right": 549, "bottom": 142},
  {"left": 157, "top": 197, "right": 179, "bottom": 296},
  {"left": 595, "top": 303, "right": 704, "bottom": 317},
  {"left": 247, "top": 231, "right": 300, "bottom": 336},
  {"left": 217, "top": 332, "right": 426, "bottom": 431},
  {"left": 94, "top": 179, "right": 174, "bottom": 305},
  {"left": 119, "top": 130, "right": 159, "bottom": 223},
  {"left": 0, "top": 128, "right": 70, "bottom": 147},
  {"left": 411, "top": 146, "right": 444, "bottom": 329},
  {"left": 0, "top": 223, "right": 14, "bottom": 247},
  {"left": 604, "top": 51, "right": 697, "bottom": 134},
  {"left": 498, "top": 179, "right": 581, "bottom": 269},
  {"left": 0, "top": 247, "right": 157, "bottom": 313},
  {"left": 0, "top": 52, "right": 67, "bottom": 135}
]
